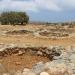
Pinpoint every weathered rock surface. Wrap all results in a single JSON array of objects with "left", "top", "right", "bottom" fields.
[{"left": 31, "top": 62, "right": 45, "bottom": 74}]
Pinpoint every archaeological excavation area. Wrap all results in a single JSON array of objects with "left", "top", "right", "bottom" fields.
[{"left": 0, "top": 24, "right": 75, "bottom": 75}]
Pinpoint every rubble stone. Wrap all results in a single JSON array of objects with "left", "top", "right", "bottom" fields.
[{"left": 40, "top": 72, "right": 49, "bottom": 75}]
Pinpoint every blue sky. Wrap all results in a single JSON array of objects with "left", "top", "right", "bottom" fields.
[{"left": 0, "top": 0, "right": 75, "bottom": 22}]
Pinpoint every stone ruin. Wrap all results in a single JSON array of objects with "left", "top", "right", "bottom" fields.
[
  {"left": 6, "top": 30, "right": 33, "bottom": 35},
  {"left": 39, "top": 31, "right": 69, "bottom": 38},
  {"left": 0, "top": 45, "right": 62, "bottom": 61},
  {"left": 0, "top": 44, "right": 75, "bottom": 75},
  {"left": 0, "top": 28, "right": 71, "bottom": 38}
]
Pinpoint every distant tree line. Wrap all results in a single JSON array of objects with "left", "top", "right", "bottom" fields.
[{"left": 0, "top": 12, "right": 29, "bottom": 25}]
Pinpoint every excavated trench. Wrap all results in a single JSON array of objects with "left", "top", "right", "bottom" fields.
[{"left": 0, "top": 47, "right": 61, "bottom": 72}]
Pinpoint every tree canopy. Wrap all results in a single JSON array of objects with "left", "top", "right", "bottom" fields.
[{"left": 0, "top": 12, "right": 29, "bottom": 25}]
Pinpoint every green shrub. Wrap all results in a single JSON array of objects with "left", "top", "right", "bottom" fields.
[{"left": 0, "top": 11, "right": 29, "bottom": 25}]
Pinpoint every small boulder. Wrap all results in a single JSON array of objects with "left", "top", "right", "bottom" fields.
[
  {"left": 18, "top": 51, "right": 24, "bottom": 56},
  {"left": 37, "top": 51, "right": 43, "bottom": 56},
  {"left": 22, "top": 68, "right": 30, "bottom": 75},
  {"left": 40, "top": 72, "right": 49, "bottom": 75},
  {"left": 31, "top": 62, "right": 45, "bottom": 74}
]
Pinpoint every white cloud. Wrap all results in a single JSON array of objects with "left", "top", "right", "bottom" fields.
[
  {"left": 53, "top": 0, "right": 75, "bottom": 11},
  {"left": 60, "top": 0, "right": 75, "bottom": 10},
  {"left": 0, "top": 0, "right": 38, "bottom": 12},
  {"left": 0, "top": 0, "right": 75, "bottom": 12},
  {"left": 35, "top": 0, "right": 61, "bottom": 11}
]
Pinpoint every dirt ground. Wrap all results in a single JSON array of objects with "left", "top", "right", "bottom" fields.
[
  {"left": 0, "top": 24, "right": 75, "bottom": 47},
  {"left": 0, "top": 53, "right": 49, "bottom": 72}
]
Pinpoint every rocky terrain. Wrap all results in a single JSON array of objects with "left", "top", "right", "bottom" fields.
[
  {"left": 0, "top": 44, "right": 75, "bottom": 75},
  {"left": 0, "top": 24, "right": 75, "bottom": 75}
]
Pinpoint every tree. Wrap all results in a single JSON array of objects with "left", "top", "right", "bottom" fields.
[{"left": 0, "top": 11, "right": 29, "bottom": 25}]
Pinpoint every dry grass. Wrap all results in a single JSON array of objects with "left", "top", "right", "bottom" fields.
[{"left": 0, "top": 24, "right": 74, "bottom": 47}]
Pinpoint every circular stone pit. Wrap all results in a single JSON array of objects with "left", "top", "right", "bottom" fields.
[
  {"left": 0, "top": 46, "right": 61, "bottom": 72},
  {"left": 6, "top": 30, "right": 33, "bottom": 35},
  {"left": 39, "top": 31, "right": 69, "bottom": 38}
]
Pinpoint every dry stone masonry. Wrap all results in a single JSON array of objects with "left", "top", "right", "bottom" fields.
[
  {"left": 0, "top": 45, "right": 62, "bottom": 60},
  {"left": 0, "top": 44, "right": 75, "bottom": 75}
]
